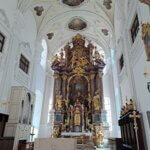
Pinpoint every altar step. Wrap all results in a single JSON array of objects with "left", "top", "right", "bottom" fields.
[
  {"left": 76, "top": 142, "right": 96, "bottom": 150},
  {"left": 76, "top": 139, "right": 111, "bottom": 150},
  {"left": 76, "top": 144, "right": 111, "bottom": 150}
]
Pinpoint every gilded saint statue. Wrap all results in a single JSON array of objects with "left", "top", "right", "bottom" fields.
[
  {"left": 74, "top": 107, "right": 81, "bottom": 126},
  {"left": 94, "top": 125, "right": 104, "bottom": 145},
  {"left": 51, "top": 127, "right": 60, "bottom": 138},
  {"left": 55, "top": 92, "right": 63, "bottom": 111},
  {"left": 93, "top": 91, "right": 101, "bottom": 111},
  {"left": 74, "top": 99, "right": 81, "bottom": 126}
]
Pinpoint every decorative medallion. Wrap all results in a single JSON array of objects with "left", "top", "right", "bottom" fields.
[
  {"left": 103, "top": 0, "right": 112, "bottom": 9},
  {"left": 47, "top": 33, "right": 54, "bottom": 40},
  {"left": 34, "top": 6, "right": 44, "bottom": 16},
  {"left": 62, "top": 0, "right": 84, "bottom": 6},
  {"left": 101, "top": 29, "right": 109, "bottom": 36},
  {"left": 68, "top": 17, "right": 87, "bottom": 31}
]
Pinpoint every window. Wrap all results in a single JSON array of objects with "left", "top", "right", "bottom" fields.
[
  {"left": 130, "top": 14, "right": 139, "bottom": 43},
  {"left": 0, "top": 32, "right": 5, "bottom": 52},
  {"left": 104, "top": 97, "right": 112, "bottom": 131},
  {"left": 19, "top": 54, "right": 30, "bottom": 74},
  {"left": 119, "top": 54, "right": 124, "bottom": 71}
]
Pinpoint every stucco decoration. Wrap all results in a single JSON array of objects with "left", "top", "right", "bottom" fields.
[
  {"left": 47, "top": 33, "right": 54, "bottom": 40},
  {"left": 139, "top": 0, "right": 150, "bottom": 5},
  {"left": 68, "top": 17, "right": 87, "bottom": 31},
  {"left": 0, "top": 9, "right": 10, "bottom": 28},
  {"left": 62, "top": 0, "right": 84, "bottom": 6},
  {"left": 103, "top": 0, "right": 112, "bottom": 9},
  {"left": 34, "top": 6, "right": 44, "bottom": 16},
  {"left": 101, "top": 29, "right": 109, "bottom": 36}
]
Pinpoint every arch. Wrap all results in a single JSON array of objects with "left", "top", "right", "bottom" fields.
[
  {"left": 38, "top": 9, "right": 114, "bottom": 37},
  {"left": 19, "top": 100, "right": 24, "bottom": 123},
  {"left": 29, "top": 104, "right": 33, "bottom": 125},
  {"left": 27, "top": 92, "right": 31, "bottom": 124}
]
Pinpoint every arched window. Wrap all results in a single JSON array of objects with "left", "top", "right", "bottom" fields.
[
  {"left": 23, "top": 93, "right": 31, "bottom": 124},
  {"left": 27, "top": 93, "right": 31, "bottom": 124},
  {"left": 19, "top": 100, "right": 24, "bottom": 123},
  {"left": 29, "top": 104, "right": 33, "bottom": 125}
]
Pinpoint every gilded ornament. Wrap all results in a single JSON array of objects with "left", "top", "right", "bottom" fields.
[
  {"left": 51, "top": 127, "right": 60, "bottom": 138},
  {"left": 142, "top": 23, "right": 150, "bottom": 40},
  {"left": 94, "top": 126, "right": 104, "bottom": 145},
  {"left": 53, "top": 74, "right": 60, "bottom": 79},
  {"left": 55, "top": 92, "right": 63, "bottom": 111},
  {"left": 91, "top": 74, "right": 95, "bottom": 80},
  {"left": 93, "top": 91, "right": 101, "bottom": 111},
  {"left": 62, "top": 75, "right": 67, "bottom": 80}
]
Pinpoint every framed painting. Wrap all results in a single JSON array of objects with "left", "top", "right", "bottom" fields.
[{"left": 142, "top": 23, "right": 150, "bottom": 61}]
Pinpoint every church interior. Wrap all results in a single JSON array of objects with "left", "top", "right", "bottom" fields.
[{"left": 0, "top": 0, "right": 150, "bottom": 150}]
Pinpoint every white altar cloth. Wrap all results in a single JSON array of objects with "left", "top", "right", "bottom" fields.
[
  {"left": 61, "top": 132, "right": 92, "bottom": 137},
  {"left": 34, "top": 138, "right": 77, "bottom": 150}
]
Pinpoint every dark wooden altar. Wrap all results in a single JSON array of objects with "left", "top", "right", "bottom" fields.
[
  {"left": 118, "top": 100, "right": 146, "bottom": 150},
  {"left": 51, "top": 34, "right": 105, "bottom": 135}
]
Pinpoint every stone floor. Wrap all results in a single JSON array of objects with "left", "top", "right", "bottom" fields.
[{"left": 96, "top": 148, "right": 110, "bottom": 150}]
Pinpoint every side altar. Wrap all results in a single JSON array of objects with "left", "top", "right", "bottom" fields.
[{"left": 51, "top": 34, "right": 105, "bottom": 144}]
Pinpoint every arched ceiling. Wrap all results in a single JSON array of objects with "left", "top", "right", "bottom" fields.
[{"left": 18, "top": 0, "right": 115, "bottom": 58}]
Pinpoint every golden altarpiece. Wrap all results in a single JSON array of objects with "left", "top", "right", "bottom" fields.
[{"left": 51, "top": 34, "right": 105, "bottom": 139}]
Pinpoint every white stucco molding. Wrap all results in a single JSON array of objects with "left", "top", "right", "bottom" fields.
[
  {"left": 0, "top": 9, "right": 10, "bottom": 29},
  {"left": 14, "top": 42, "right": 33, "bottom": 88},
  {"left": 11, "top": 10, "right": 25, "bottom": 40}
]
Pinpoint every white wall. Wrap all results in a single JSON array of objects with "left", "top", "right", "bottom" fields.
[
  {"left": 0, "top": 0, "right": 46, "bottom": 135},
  {"left": 103, "top": 69, "right": 119, "bottom": 137},
  {"left": 115, "top": 0, "right": 150, "bottom": 149},
  {"left": 133, "top": 51, "right": 150, "bottom": 149}
]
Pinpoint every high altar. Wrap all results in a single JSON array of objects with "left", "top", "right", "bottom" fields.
[{"left": 51, "top": 34, "right": 105, "bottom": 142}]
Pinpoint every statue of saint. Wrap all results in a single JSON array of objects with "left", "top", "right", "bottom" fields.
[
  {"left": 93, "top": 47, "right": 105, "bottom": 67},
  {"left": 51, "top": 127, "right": 60, "bottom": 138},
  {"left": 51, "top": 54, "right": 60, "bottom": 70},
  {"left": 55, "top": 92, "right": 63, "bottom": 111},
  {"left": 74, "top": 107, "right": 81, "bottom": 126},
  {"left": 95, "top": 126, "right": 104, "bottom": 145},
  {"left": 93, "top": 91, "right": 101, "bottom": 111},
  {"left": 74, "top": 99, "right": 81, "bottom": 126},
  {"left": 59, "top": 49, "right": 65, "bottom": 67}
]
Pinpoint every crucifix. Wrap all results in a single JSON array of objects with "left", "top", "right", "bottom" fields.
[{"left": 129, "top": 111, "right": 140, "bottom": 150}]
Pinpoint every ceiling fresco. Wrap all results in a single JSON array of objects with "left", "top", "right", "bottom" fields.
[
  {"left": 68, "top": 17, "right": 87, "bottom": 31},
  {"left": 62, "top": 0, "right": 85, "bottom": 6}
]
